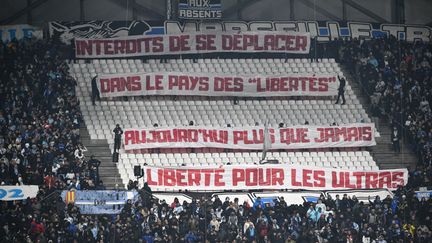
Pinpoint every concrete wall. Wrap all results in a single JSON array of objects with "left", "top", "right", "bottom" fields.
[
  {"left": 405, "top": 0, "right": 432, "bottom": 24},
  {"left": 0, "top": 0, "right": 431, "bottom": 26},
  {"left": 222, "top": 0, "right": 394, "bottom": 22}
]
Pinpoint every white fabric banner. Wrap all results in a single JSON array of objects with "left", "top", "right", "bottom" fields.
[
  {"left": 143, "top": 164, "right": 408, "bottom": 191},
  {"left": 124, "top": 123, "right": 376, "bottom": 150},
  {"left": 0, "top": 185, "right": 39, "bottom": 201},
  {"left": 75, "top": 31, "right": 310, "bottom": 58},
  {"left": 97, "top": 72, "right": 338, "bottom": 97}
]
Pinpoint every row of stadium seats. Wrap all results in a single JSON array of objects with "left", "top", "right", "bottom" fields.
[
  {"left": 76, "top": 58, "right": 337, "bottom": 67},
  {"left": 74, "top": 60, "right": 340, "bottom": 74},
  {"left": 74, "top": 64, "right": 339, "bottom": 75},
  {"left": 75, "top": 57, "right": 336, "bottom": 65}
]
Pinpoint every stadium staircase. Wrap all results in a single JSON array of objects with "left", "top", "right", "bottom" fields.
[
  {"left": 342, "top": 67, "right": 418, "bottom": 170},
  {"left": 80, "top": 124, "right": 124, "bottom": 189}
]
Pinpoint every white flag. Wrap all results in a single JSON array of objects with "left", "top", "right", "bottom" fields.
[{"left": 261, "top": 120, "right": 272, "bottom": 161}]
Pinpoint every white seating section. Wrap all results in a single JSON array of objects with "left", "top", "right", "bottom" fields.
[
  {"left": 81, "top": 98, "right": 370, "bottom": 139},
  {"left": 70, "top": 58, "right": 379, "bottom": 189}
]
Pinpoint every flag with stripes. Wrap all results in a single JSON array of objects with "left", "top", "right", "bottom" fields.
[{"left": 65, "top": 190, "right": 76, "bottom": 204}]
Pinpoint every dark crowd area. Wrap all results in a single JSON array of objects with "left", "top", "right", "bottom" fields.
[
  {"left": 0, "top": 37, "right": 103, "bottom": 189},
  {"left": 321, "top": 36, "right": 432, "bottom": 168},
  {"left": 3, "top": 182, "right": 432, "bottom": 243},
  {"left": 0, "top": 35, "right": 431, "bottom": 243}
]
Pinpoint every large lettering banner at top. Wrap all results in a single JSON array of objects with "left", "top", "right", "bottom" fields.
[
  {"left": 51, "top": 20, "right": 431, "bottom": 45},
  {"left": 124, "top": 123, "right": 376, "bottom": 150},
  {"left": 143, "top": 164, "right": 408, "bottom": 191},
  {"left": 97, "top": 72, "right": 338, "bottom": 98},
  {"left": 74, "top": 31, "right": 310, "bottom": 58}
]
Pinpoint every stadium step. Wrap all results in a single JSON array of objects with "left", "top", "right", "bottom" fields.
[
  {"left": 80, "top": 124, "right": 125, "bottom": 189},
  {"left": 342, "top": 67, "right": 418, "bottom": 170}
]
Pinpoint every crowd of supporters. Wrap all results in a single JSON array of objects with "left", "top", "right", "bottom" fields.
[
  {"left": 3, "top": 180, "right": 431, "bottom": 242},
  {"left": 0, "top": 37, "right": 101, "bottom": 189},
  {"left": 331, "top": 35, "right": 432, "bottom": 166},
  {"left": 0, "top": 33, "right": 432, "bottom": 242}
]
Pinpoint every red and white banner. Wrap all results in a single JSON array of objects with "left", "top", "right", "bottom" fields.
[
  {"left": 143, "top": 164, "right": 408, "bottom": 191},
  {"left": 75, "top": 31, "right": 310, "bottom": 58},
  {"left": 97, "top": 72, "right": 338, "bottom": 97},
  {"left": 124, "top": 124, "right": 376, "bottom": 150}
]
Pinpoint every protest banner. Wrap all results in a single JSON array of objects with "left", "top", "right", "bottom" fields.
[
  {"left": 75, "top": 31, "right": 310, "bottom": 58},
  {"left": 124, "top": 124, "right": 376, "bottom": 150},
  {"left": 143, "top": 164, "right": 408, "bottom": 191},
  {"left": 51, "top": 20, "right": 431, "bottom": 45},
  {"left": 97, "top": 72, "right": 338, "bottom": 97}
]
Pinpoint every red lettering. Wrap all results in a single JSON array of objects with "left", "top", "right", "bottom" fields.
[
  {"left": 308, "top": 77, "right": 318, "bottom": 92},
  {"left": 313, "top": 170, "right": 325, "bottom": 187},
  {"left": 176, "top": 170, "right": 187, "bottom": 186},
  {"left": 291, "top": 169, "right": 302, "bottom": 187},
  {"left": 331, "top": 171, "right": 344, "bottom": 188},
  {"left": 318, "top": 77, "right": 328, "bottom": 91},
  {"left": 124, "top": 131, "right": 134, "bottom": 145},
  {"left": 113, "top": 40, "right": 125, "bottom": 54},
  {"left": 378, "top": 172, "right": 392, "bottom": 188},
  {"left": 296, "top": 36, "right": 308, "bottom": 51},
  {"left": 365, "top": 172, "right": 378, "bottom": 189},
  {"left": 163, "top": 169, "right": 176, "bottom": 186},
  {"left": 188, "top": 169, "right": 201, "bottom": 186},
  {"left": 214, "top": 169, "right": 225, "bottom": 186},
  {"left": 344, "top": 172, "right": 357, "bottom": 189},
  {"left": 362, "top": 126, "right": 372, "bottom": 141},
  {"left": 195, "top": 34, "right": 207, "bottom": 50},
  {"left": 203, "top": 169, "right": 212, "bottom": 186},
  {"left": 353, "top": 172, "right": 365, "bottom": 189},
  {"left": 391, "top": 171, "right": 405, "bottom": 188},
  {"left": 272, "top": 168, "right": 284, "bottom": 185},
  {"left": 222, "top": 35, "right": 232, "bottom": 50},
  {"left": 146, "top": 168, "right": 157, "bottom": 186},
  {"left": 245, "top": 169, "right": 258, "bottom": 186},
  {"left": 346, "top": 127, "right": 359, "bottom": 141},
  {"left": 258, "top": 168, "right": 271, "bottom": 186},
  {"left": 233, "top": 131, "right": 244, "bottom": 144},
  {"left": 100, "top": 78, "right": 110, "bottom": 93},
  {"left": 232, "top": 169, "right": 244, "bottom": 186},
  {"left": 302, "top": 169, "right": 313, "bottom": 187},
  {"left": 152, "top": 37, "right": 163, "bottom": 52}
]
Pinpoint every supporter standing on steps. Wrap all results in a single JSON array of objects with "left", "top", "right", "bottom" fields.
[
  {"left": 113, "top": 124, "right": 123, "bottom": 153},
  {"left": 391, "top": 126, "right": 401, "bottom": 153},
  {"left": 88, "top": 155, "right": 101, "bottom": 185},
  {"left": 91, "top": 75, "right": 100, "bottom": 105},
  {"left": 335, "top": 75, "right": 346, "bottom": 105}
]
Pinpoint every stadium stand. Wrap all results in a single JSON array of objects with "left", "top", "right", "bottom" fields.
[
  {"left": 0, "top": 38, "right": 99, "bottom": 190},
  {"left": 1, "top": 11, "right": 432, "bottom": 243},
  {"left": 339, "top": 36, "right": 432, "bottom": 167},
  {"left": 70, "top": 58, "right": 381, "bottom": 187}
]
